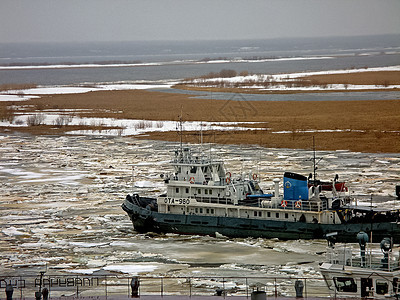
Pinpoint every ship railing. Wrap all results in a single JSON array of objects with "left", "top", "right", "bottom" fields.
[
  {"left": 262, "top": 199, "right": 328, "bottom": 212},
  {"left": 169, "top": 177, "right": 226, "bottom": 186},
  {"left": 195, "top": 196, "right": 234, "bottom": 205},
  {"left": 171, "top": 156, "right": 223, "bottom": 165},
  {"left": 326, "top": 246, "right": 400, "bottom": 271},
  {"left": 0, "top": 274, "right": 332, "bottom": 299}
]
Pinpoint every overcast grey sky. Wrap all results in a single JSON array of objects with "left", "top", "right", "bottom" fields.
[{"left": 1, "top": 0, "right": 399, "bottom": 43}]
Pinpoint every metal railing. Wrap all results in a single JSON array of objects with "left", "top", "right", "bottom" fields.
[
  {"left": 0, "top": 274, "right": 332, "bottom": 299},
  {"left": 326, "top": 246, "right": 400, "bottom": 272}
]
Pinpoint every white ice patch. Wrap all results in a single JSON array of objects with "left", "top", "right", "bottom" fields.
[
  {"left": 18, "top": 174, "right": 85, "bottom": 185},
  {"left": 67, "top": 268, "right": 101, "bottom": 275},
  {"left": 20, "top": 242, "right": 52, "bottom": 248},
  {"left": 279, "top": 266, "right": 299, "bottom": 274},
  {"left": 97, "top": 83, "right": 175, "bottom": 90},
  {"left": 0, "top": 62, "right": 162, "bottom": 70},
  {"left": 103, "top": 263, "right": 158, "bottom": 275},
  {"left": 190, "top": 65, "right": 400, "bottom": 91},
  {"left": 1, "top": 113, "right": 261, "bottom": 137},
  {"left": 134, "top": 180, "right": 163, "bottom": 188},
  {"left": 0, "top": 82, "right": 175, "bottom": 101},
  {"left": 4, "top": 86, "right": 99, "bottom": 95},
  {"left": 69, "top": 242, "right": 110, "bottom": 248},
  {"left": 0, "top": 94, "right": 40, "bottom": 102},
  {"left": 2, "top": 226, "right": 30, "bottom": 236},
  {"left": 51, "top": 263, "right": 80, "bottom": 269},
  {"left": 0, "top": 164, "right": 87, "bottom": 185},
  {"left": 272, "top": 129, "right": 368, "bottom": 134},
  {"left": 0, "top": 166, "right": 44, "bottom": 179}
]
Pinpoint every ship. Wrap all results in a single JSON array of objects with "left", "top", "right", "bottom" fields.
[
  {"left": 122, "top": 145, "right": 400, "bottom": 243},
  {"left": 320, "top": 232, "right": 400, "bottom": 298}
]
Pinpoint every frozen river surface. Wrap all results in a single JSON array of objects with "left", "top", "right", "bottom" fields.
[{"left": 1, "top": 134, "right": 399, "bottom": 283}]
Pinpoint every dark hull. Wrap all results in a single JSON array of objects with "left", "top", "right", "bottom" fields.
[{"left": 122, "top": 199, "right": 400, "bottom": 243}]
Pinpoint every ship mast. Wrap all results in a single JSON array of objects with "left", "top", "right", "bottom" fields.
[
  {"left": 312, "top": 136, "right": 322, "bottom": 186},
  {"left": 313, "top": 136, "right": 317, "bottom": 186},
  {"left": 178, "top": 106, "right": 183, "bottom": 153},
  {"left": 200, "top": 121, "right": 203, "bottom": 158}
]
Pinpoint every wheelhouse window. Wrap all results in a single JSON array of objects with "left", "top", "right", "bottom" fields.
[
  {"left": 334, "top": 277, "right": 357, "bottom": 293},
  {"left": 376, "top": 281, "right": 389, "bottom": 295}
]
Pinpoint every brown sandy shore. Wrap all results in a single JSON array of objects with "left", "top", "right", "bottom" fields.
[{"left": 1, "top": 71, "right": 399, "bottom": 153}]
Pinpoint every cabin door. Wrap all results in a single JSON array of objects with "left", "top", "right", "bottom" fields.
[{"left": 361, "top": 278, "right": 373, "bottom": 297}]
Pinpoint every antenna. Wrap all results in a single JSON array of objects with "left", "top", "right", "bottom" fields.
[
  {"left": 132, "top": 166, "right": 135, "bottom": 192},
  {"left": 257, "top": 149, "right": 261, "bottom": 178},
  {"left": 200, "top": 121, "right": 203, "bottom": 146},
  {"left": 313, "top": 136, "right": 316, "bottom": 185},
  {"left": 200, "top": 121, "right": 203, "bottom": 158},
  {"left": 178, "top": 105, "right": 183, "bottom": 152},
  {"left": 312, "top": 136, "right": 322, "bottom": 186},
  {"left": 209, "top": 142, "right": 212, "bottom": 162}
]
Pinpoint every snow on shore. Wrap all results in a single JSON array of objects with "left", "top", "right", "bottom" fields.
[
  {"left": 0, "top": 82, "right": 175, "bottom": 101},
  {"left": 0, "top": 112, "right": 263, "bottom": 136},
  {"left": 189, "top": 65, "right": 400, "bottom": 91},
  {"left": 1, "top": 66, "right": 399, "bottom": 102}
]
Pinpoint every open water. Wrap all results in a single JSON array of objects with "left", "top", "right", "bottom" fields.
[{"left": 1, "top": 35, "right": 400, "bottom": 85}]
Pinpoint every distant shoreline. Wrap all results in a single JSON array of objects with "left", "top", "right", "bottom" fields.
[
  {"left": 176, "top": 69, "right": 400, "bottom": 95},
  {"left": 0, "top": 70, "right": 399, "bottom": 153}
]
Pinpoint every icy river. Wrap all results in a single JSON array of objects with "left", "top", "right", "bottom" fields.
[{"left": 1, "top": 133, "right": 399, "bottom": 295}]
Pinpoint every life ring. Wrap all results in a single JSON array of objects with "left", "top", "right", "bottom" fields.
[
  {"left": 226, "top": 177, "right": 231, "bottom": 184},
  {"left": 295, "top": 201, "right": 302, "bottom": 208},
  {"left": 226, "top": 172, "right": 231, "bottom": 178},
  {"left": 281, "top": 200, "right": 287, "bottom": 208},
  {"left": 189, "top": 177, "right": 195, "bottom": 184},
  {"left": 252, "top": 173, "right": 258, "bottom": 180}
]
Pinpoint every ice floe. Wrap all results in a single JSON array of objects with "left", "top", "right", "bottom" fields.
[
  {"left": 2, "top": 226, "right": 30, "bottom": 236},
  {"left": 0, "top": 135, "right": 398, "bottom": 283},
  {"left": 67, "top": 268, "right": 101, "bottom": 275},
  {"left": 103, "top": 263, "right": 159, "bottom": 275},
  {"left": 69, "top": 242, "right": 110, "bottom": 248}
]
